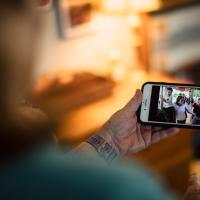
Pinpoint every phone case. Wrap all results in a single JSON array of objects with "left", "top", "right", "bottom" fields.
[{"left": 137, "top": 81, "right": 200, "bottom": 129}]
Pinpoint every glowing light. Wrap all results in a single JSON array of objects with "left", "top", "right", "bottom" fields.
[
  {"left": 129, "top": 0, "right": 161, "bottom": 12},
  {"left": 102, "top": 0, "right": 127, "bottom": 13},
  {"left": 102, "top": 0, "right": 161, "bottom": 13},
  {"left": 126, "top": 14, "right": 141, "bottom": 27}
]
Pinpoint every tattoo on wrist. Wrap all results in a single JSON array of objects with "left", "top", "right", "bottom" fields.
[{"left": 87, "top": 135, "right": 117, "bottom": 162}]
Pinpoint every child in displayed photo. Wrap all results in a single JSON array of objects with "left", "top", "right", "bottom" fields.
[{"left": 174, "top": 95, "right": 194, "bottom": 124}]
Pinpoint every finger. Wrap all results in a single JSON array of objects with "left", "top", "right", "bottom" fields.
[
  {"left": 141, "top": 125, "right": 152, "bottom": 147},
  {"left": 152, "top": 126, "right": 171, "bottom": 132},
  {"left": 189, "top": 174, "right": 200, "bottom": 186},
  {"left": 151, "top": 132, "right": 161, "bottom": 144},
  {"left": 186, "top": 185, "right": 200, "bottom": 194},
  {"left": 152, "top": 127, "right": 179, "bottom": 137},
  {"left": 166, "top": 128, "right": 180, "bottom": 136},
  {"left": 159, "top": 128, "right": 179, "bottom": 140},
  {"left": 141, "top": 125, "right": 152, "bottom": 132},
  {"left": 124, "top": 89, "right": 143, "bottom": 113},
  {"left": 189, "top": 174, "right": 200, "bottom": 185},
  {"left": 151, "top": 128, "right": 179, "bottom": 144},
  {"left": 152, "top": 127, "right": 164, "bottom": 132},
  {"left": 152, "top": 127, "right": 179, "bottom": 135}
]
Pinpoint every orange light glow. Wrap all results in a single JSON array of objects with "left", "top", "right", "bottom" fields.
[
  {"left": 102, "top": 0, "right": 127, "bottom": 13},
  {"left": 129, "top": 0, "right": 161, "bottom": 12},
  {"left": 126, "top": 14, "right": 141, "bottom": 27},
  {"left": 102, "top": 0, "right": 161, "bottom": 13}
]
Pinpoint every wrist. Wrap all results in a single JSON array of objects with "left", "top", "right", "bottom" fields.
[
  {"left": 98, "top": 122, "right": 130, "bottom": 156},
  {"left": 86, "top": 131, "right": 120, "bottom": 162},
  {"left": 99, "top": 122, "right": 122, "bottom": 154}
]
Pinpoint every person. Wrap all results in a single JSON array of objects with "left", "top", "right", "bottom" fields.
[
  {"left": 174, "top": 96, "right": 194, "bottom": 124},
  {"left": 160, "top": 87, "right": 176, "bottom": 123},
  {"left": 0, "top": 1, "right": 199, "bottom": 200},
  {"left": 185, "top": 90, "right": 195, "bottom": 105},
  {"left": 192, "top": 98, "right": 200, "bottom": 124},
  {"left": 185, "top": 90, "right": 195, "bottom": 124}
]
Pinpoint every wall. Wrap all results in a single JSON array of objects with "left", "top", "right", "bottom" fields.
[{"left": 34, "top": 9, "right": 136, "bottom": 79}]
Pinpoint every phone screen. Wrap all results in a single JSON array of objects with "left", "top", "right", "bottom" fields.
[{"left": 140, "top": 83, "right": 200, "bottom": 127}]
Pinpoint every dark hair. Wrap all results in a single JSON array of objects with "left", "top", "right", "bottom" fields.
[
  {"left": 0, "top": 1, "right": 27, "bottom": 119},
  {"left": 0, "top": 0, "right": 53, "bottom": 163},
  {"left": 167, "top": 87, "right": 173, "bottom": 92},
  {"left": 0, "top": 0, "right": 26, "bottom": 9},
  {"left": 0, "top": 0, "right": 29, "bottom": 124},
  {"left": 176, "top": 96, "right": 184, "bottom": 105}
]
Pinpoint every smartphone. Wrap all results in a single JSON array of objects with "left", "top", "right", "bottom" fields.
[{"left": 139, "top": 82, "right": 200, "bottom": 129}]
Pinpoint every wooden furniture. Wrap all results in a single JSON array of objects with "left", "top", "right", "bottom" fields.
[{"left": 136, "top": 2, "right": 200, "bottom": 73}]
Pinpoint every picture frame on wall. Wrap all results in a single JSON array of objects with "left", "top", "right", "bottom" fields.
[
  {"left": 54, "top": 0, "right": 94, "bottom": 39},
  {"left": 38, "top": 0, "right": 52, "bottom": 11}
]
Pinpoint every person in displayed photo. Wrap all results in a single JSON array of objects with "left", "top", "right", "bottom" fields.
[
  {"left": 174, "top": 96, "right": 195, "bottom": 124},
  {"left": 185, "top": 90, "right": 194, "bottom": 105},
  {"left": 160, "top": 87, "right": 176, "bottom": 123},
  {"left": 185, "top": 90, "right": 195, "bottom": 124},
  {"left": 192, "top": 98, "right": 200, "bottom": 124}
]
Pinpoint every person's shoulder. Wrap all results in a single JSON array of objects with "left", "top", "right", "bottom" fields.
[
  {"left": 0, "top": 146, "right": 177, "bottom": 200},
  {"left": 98, "top": 160, "right": 175, "bottom": 200},
  {"left": 47, "top": 150, "right": 176, "bottom": 200}
]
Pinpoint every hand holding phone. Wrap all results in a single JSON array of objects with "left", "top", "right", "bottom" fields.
[
  {"left": 139, "top": 82, "right": 200, "bottom": 129},
  {"left": 96, "top": 89, "right": 179, "bottom": 157}
]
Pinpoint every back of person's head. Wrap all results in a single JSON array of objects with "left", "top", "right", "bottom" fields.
[
  {"left": 0, "top": 0, "right": 39, "bottom": 111},
  {"left": 0, "top": 0, "right": 52, "bottom": 163},
  {"left": 176, "top": 96, "right": 184, "bottom": 105}
]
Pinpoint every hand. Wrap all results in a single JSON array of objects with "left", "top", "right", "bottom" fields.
[
  {"left": 98, "top": 89, "right": 179, "bottom": 156},
  {"left": 184, "top": 174, "right": 200, "bottom": 200}
]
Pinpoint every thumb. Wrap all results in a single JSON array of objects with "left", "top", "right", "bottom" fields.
[{"left": 124, "top": 89, "right": 143, "bottom": 113}]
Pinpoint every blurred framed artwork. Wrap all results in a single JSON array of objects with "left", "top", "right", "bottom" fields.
[
  {"left": 38, "top": 0, "right": 52, "bottom": 10},
  {"left": 54, "top": 0, "right": 94, "bottom": 39}
]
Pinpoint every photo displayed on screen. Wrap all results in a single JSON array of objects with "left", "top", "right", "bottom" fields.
[{"left": 149, "top": 85, "right": 200, "bottom": 125}]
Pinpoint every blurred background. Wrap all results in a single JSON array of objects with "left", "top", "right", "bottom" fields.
[{"left": 33, "top": 0, "right": 200, "bottom": 197}]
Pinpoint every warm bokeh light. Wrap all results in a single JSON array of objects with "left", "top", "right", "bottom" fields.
[
  {"left": 102, "top": 0, "right": 127, "bottom": 13},
  {"left": 126, "top": 14, "right": 141, "bottom": 27},
  {"left": 102, "top": 0, "right": 161, "bottom": 13},
  {"left": 129, "top": 0, "right": 161, "bottom": 12}
]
